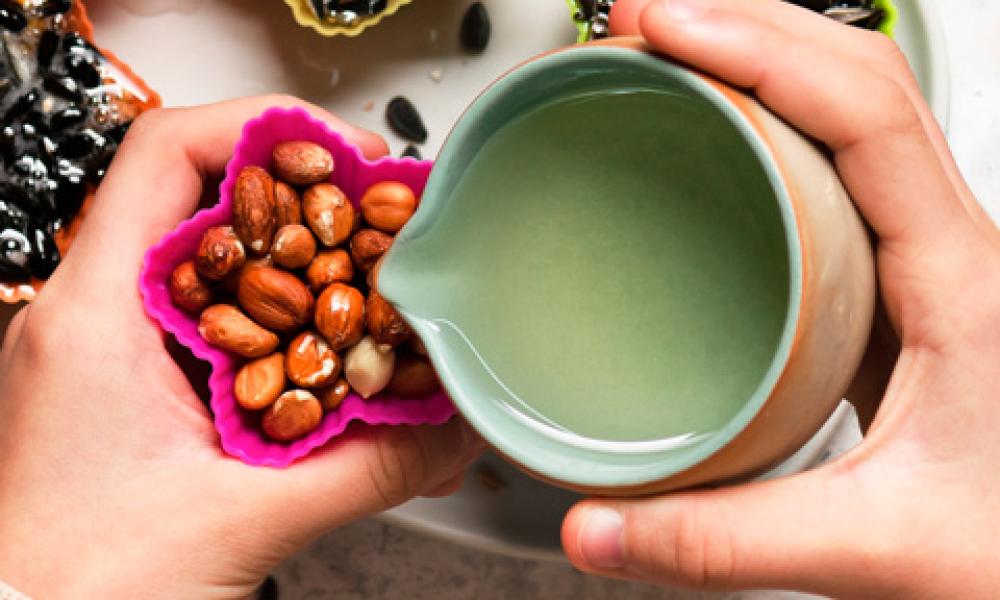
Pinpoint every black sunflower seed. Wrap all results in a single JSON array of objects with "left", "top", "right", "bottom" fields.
[
  {"left": 28, "top": 226, "right": 59, "bottom": 278},
  {"left": 57, "top": 132, "right": 95, "bottom": 159},
  {"left": 5, "top": 89, "right": 39, "bottom": 122},
  {"left": 65, "top": 54, "right": 101, "bottom": 88},
  {"left": 50, "top": 105, "right": 87, "bottom": 131},
  {"left": 0, "top": 197, "right": 30, "bottom": 230},
  {"left": 786, "top": 0, "right": 833, "bottom": 11},
  {"left": 0, "top": 0, "right": 26, "bottom": 33},
  {"left": 37, "top": 30, "right": 60, "bottom": 72},
  {"left": 0, "top": 227, "right": 31, "bottom": 280},
  {"left": 401, "top": 144, "right": 422, "bottom": 160},
  {"left": 104, "top": 121, "right": 130, "bottom": 144},
  {"left": 386, "top": 96, "right": 427, "bottom": 144},
  {"left": 43, "top": 74, "right": 84, "bottom": 102},
  {"left": 258, "top": 576, "right": 279, "bottom": 600},
  {"left": 0, "top": 125, "right": 17, "bottom": 161},
  {"left": 40, "top": 0, "right": 73, "bottom": 16},
  {"left": 61, "top": 32, "right": 93, "bottom": 53},
  {"left": 53, "top": 163, "right": 86, "bottom": 221},
  {"left": 460, "top": 3, "right": 490, "bottom": 54}
]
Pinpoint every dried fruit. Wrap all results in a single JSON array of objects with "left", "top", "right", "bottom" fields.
[
  {"left": 344, "top": 335, "right": 396, "bottom": 398},
  {"left": 360, "top": 181, "right": 417, "bottom": 233},
  {"left": 387, "top": 354, "right": 439, "bottom": 397},
  {"left": 318, "top": 378, "right": 351, "bottom": 411},
  {"left": 169, "top": 260, "right": 214, "bottom": 314},
  {"left": 274, "top": 181, "right": 302, "bottom": 229},
  {"left": 305, "top": 249, "right": 354, "bottom": 292},
  {"left": 286, "top": 331, "right": 341, "bottom": 389},
  {"left": 198, "top": 304, "right": 279, "bottom": 358},
  {"left": 303, "top": 183, "right": 355, "bottom": 247},
  {"left": 460, "top": 3, "right": 491, "bottom": 54},
  {"left": 233, "top": 166, "right": 278, "bottom": 255},
  {"left": 272, "top": 224, "right": 317, "bottom": 270},
  {"left": 350, "top": 228, "right": 392, "bottom": 272},
  {"left": 315, "top": 283, "right": 365, "bottom": 351},
  {"left": 237, "top": 266, "right": 315, "bottom": 333},
  {"left": 386, "top": 96, "right": 427, "bottom": 144},
  {"left": 366, "top": 289, "right": 411, "bottom": 347},
  {"left": 272, "top": 141, "right": 334, "bottom": 186},
  {"left": 234, "top": 353, "right": 286, "bottom": 410},
  {"left": 262, "top": 390, "right": 323, "bottom": 441},
  {"left": 195, "top": 226, "right": 246, "bottom": 281}
]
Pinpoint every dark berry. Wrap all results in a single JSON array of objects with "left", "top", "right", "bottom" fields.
[
  {"left": 386, "top": 96, "right": 427, "bottom": 144},
  {"left": 460, "top": 3, "right": 491, "bottom": 54}
]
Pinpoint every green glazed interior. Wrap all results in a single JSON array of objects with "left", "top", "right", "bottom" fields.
[{"left": 379, "top": 47, "right": 804, "bottom": 489}]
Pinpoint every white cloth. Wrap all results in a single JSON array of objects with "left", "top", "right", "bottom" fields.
[{"left": 0, "top": 580, "right": 30, "bottom": 600}]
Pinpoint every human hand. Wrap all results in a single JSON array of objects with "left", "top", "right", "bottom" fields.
[
  {"left": 562, "top": 1, "right": 1000, "bottom": 597},
  {"left": 0, "top": 96, "right": 483, "bottom": 599}
]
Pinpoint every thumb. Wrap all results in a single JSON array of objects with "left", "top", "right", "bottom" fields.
[
  {"left": 243, "top": 419, "right": 485, "bottom": 541},
  {"left": 562, "top": 466, "right": 895, "bottom": 595}
]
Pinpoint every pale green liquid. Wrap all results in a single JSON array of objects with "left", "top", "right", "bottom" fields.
[{"left": 424, "top": 90, "right": 790, "bottom": 442}]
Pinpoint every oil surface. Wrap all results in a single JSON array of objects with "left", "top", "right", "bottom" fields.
[{"left": 429, "top": 90, "right": 791, "bottom": 442}]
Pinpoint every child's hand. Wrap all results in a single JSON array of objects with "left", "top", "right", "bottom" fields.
[
  {"left": 562, "top": 1, "right": 1000, "bottom": 597},
  {"left": 0, "top": 96, "right": 482, "bottom": 599}
]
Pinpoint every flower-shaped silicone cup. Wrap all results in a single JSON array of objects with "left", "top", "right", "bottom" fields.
[
  {"left": 283, "top": 0, "right": 414, "bottom": 37},
  {"left": 139, "top": 107, "right": 455, "bottom": 468}
]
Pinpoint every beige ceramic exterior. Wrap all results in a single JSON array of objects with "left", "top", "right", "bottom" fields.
[
  {"left": 497, "top": 40, "right": 877, "bottom": 495},
  {"left": 629, "top": 81, "right": 877, "bottom": 494}
]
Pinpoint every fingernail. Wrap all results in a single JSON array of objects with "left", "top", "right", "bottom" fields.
[
  {"left": 578, "top": 507, "right": 624, "bottom": 570},
  {"left": 655, "top": 0, "right": 711, "bottom": 22}
]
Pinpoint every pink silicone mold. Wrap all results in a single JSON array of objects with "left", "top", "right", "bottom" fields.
[{"left": 139, "top": 106, "right": 455, "bottom": 468}]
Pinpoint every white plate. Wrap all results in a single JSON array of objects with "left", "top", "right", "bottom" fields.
[{"left": 0, "top": 0, "right": 948, "bottom": 564}]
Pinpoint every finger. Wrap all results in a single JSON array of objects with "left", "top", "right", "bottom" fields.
[
  {"left": 562, "top": 466, "right": 895, "bottom": 595},
  {"left": 422, "top": 472, "right": 466, "bottom": 498},
  {"left": 609, "top": 0, "right": 649, "bottom": 34},
  {"left": 616, "top": 0, "right": 987, "bottom": 233},
  {"left": 241, "top": 420, "right": 485, "bottom": 543},
  {"left": 635, "top": 0, "right": 972, "bottom": 245},
  {"left": 52, "top": 95, "right": 388, "bottom": 300}
]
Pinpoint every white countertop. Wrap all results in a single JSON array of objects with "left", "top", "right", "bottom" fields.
[{"left": 266, "top": 2, "right": 1000, "bottom": 599}]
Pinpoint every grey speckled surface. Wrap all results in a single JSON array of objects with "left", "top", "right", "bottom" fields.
[{"left": 271, "top": 1, "right": 1000, "bottom": 598}]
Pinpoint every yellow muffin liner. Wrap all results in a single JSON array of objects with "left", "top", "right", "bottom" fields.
[{"left": 283, "top": 0, "right": 414, "bottom": 37}]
